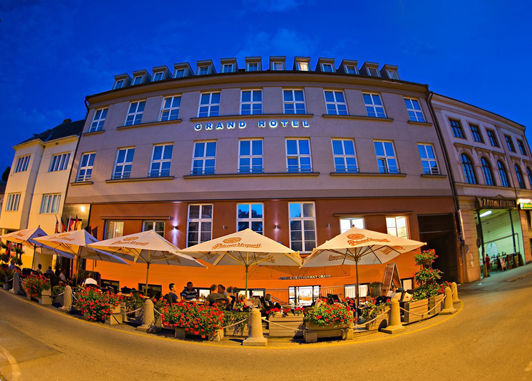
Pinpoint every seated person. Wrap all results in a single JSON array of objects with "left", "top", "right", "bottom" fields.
[
  {"left": 218, "top": 284, "right": 228, "bottom": 298},
  {"left": 45, "top": 266, "right": 54, "bottom": 276},
  {"left": 180, "top": 281, "right": 198, "bottom": 301},
  {"left": 261, "top": 293, "right": 280, "bottom": 312},
  {"left": 36, "top": 264, "right": 43, "bottom": 275},
  {"left": 168, "top": 283, "right": 179, "bottom": 303},
  {"left": 234, "top": 294, "right": 253, "bottom": 311},
  {"left": 205, "top": 284, "right": 225, "bottom": 306},
  {"left": 59, "top": 269, "right": 67, "bottom": 283},
  {"left": 83, "top": 276, "right": 99, "bottom": 289}
]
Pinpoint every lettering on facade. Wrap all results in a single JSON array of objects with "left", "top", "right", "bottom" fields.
[
  {"left": 476, "top": 197, "right": 517, "bottom": 209},
  {"left": 279, "top": 274, "right": 331, "bottom": 280},
  {"left": 194, "top": 120, "right": 309, "bottom": 131}
]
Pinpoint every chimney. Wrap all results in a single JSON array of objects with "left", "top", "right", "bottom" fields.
[{"left": 63, "top": 118, "right": 72, "bottom": 124}]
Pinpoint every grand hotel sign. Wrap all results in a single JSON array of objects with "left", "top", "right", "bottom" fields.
[
  {"left": 476, "top": 197, "right": 517, "bottom": 209},
  {"left": 194, "top": 119, "right": 310, "bottom": 131}
]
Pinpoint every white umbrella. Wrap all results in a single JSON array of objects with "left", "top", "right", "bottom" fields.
[
  {"left": 302, "top": 227, "right": 426, "bottom": 306},
  {"left": 179, "top": 228, "right": 302, "bottom": 295},
  {"left": 88, "top": 230, "right": 205, "bottom": 292}
]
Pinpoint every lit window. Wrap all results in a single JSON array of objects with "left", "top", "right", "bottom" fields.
[
  {"left": 418, "top": 144, "right": 439, "bottom": 174},
  {"left": 237, "top": 203, "right": 263, "bottom": 234},
  {"left": 14, "top": 156, "right": 30, "bottom": 173},
  {"left": 345, "top": 65, "right": 358, "bottom": 74},
  {"left": 449, "top": 119, "right": 465, "bottom": 139},
  {"left": 272, "top": 62, "right": 284, "bottom": 70},
  {"left": 77, "top": 153, "right": 95, "bottom": 182},
  {"left": 486, "top": 129, "right": 499, "bottom": 147},
  {"left": 152, "top": 72, "right": 163, "bottom": 81},
  {"left": 239, "top": 139, "right": 263, "bottom": 173},
  {"left": 324, "top": 90, "right": 348, "bottom": 115},
  {"left": 517, "top": 140, "right": 527, "bottom": 155},
  {"left": 289, "top": 202, "right": 316, "bottom": 252},
  {"left": 114, "top": 80, "right": 124, "bottom": 89},
  {"left": 461, "top": 154, "right": 477, "bottom": 184},
  {"left": 132, "top": 76, "right": 143, "bottom": 85},
  {"left": 125, "top": 101, "right": 146, "bottom": 126},
  {"left": 105, "top": 221, "right": 124, "bottom": 239},
  {"left": 481, "top": 157, "right": 495, "bottom": 186},
  {"left": 283, "top": 90, "right": 306, "bottom": 114},
  {"left": 175, "top": 69, "right": 186, "bottom": 78},
  {"left": 187, "top": 204, "right": 213, "bottom": 246},
  {"left": 515, "top": 165, "right": 526, "bottom": 189},
  {"left": 240, "top": 90, "right": 263, "bottom": 115},
  {"left": 404, "top": 98, "right": 425, "bottom": 122},
  {"left": 160, "top": 96, "right": 181, "bottom": 121},
  {"left": 332, "top": 139, "right": 357, "bottom": 173},
  {"left": 222, "top": 64, "right": 233, "bottom": 73},
  {"left": 247, "top": 62, "right": 259, "bottom": 71},
  {"left": 113, "top": 148, "right": 135, "bottom": 179},
  {"left": 321, "top": 63, "right": 334, "bottom": 72},
  {"left": 192, "top": 141, "right": 216, "bottom": 175},
  {"left": 198, "top": 66, "right": 209, "bottom": 75},
  {"left": 149, "top": 144, "right": 173, "bottom": 177},
  {"left": 363, "top": 93, "right": 386, "bottom": 118},
  {"left": 286, "top": 139, "right": 312, "bottom": 173},
  {"left": 5, "top": 193, "right": 21, "bottom": 212},
  {"left": 198, "top": 92, "right": 220, "bottom": 117},
  {"left": 340, "top": 218, "right": 364, "bottom": 233},
  {"left": 40, "top": 194, "right": 61, "bottom": 214},
  {"left": 49, "top": 153, "right": 71, "bottom": 172},
  {"left": 297, "top": 62, "right": 309, "bottom": 71},
  {"left": 497, "top": 160, "right": 510, "bottom": 187},
  {"left": 505, "top": 135, "right": 515, "bottom": 152},
  {"left": 374, "top": 141, "right": 399, "bottom": 174},
  {"left": 143, "top": 221, "right": 165, "bottom": 236},
  {"left": 89, "top": 108, "right": 108, "bottom": 132},
  {"left": 289, "top": 286, "right": 320, "bottom": 307},
  {"left": 469, "top": 125, "right": 483, "bottom": 143},
  {"left": 386, "top": 216, "right": 408, "bottom": 238}
]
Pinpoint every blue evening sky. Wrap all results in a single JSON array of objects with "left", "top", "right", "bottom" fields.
[{"left": 0, "top": 0, "right": 531, "bottom": 171}]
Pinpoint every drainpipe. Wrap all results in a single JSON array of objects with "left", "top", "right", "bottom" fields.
[{"left": 427, "top": 91, "right": 468, "bottom": 283}]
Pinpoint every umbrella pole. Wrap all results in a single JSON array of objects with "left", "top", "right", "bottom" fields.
[
  {"left": 355, "top": 256, "right": 360, "bottom": 321},
  {"left": 31, "top": 243, "right": 36, "bottom": 270},
  {"left": 145, "top": 262, "right": 150, "bottom": 295},
  {"left": 245, "top": 264, "right": 249, "bottom": 297}
]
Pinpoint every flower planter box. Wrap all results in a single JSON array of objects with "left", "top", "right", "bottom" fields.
[
  {"left": 39, "top": 288, "right": 52, "bottom": 305},
  {"left": 268, "top": 314, "right": 304, "bottom": 338},
  {"left": 303, "top": 321, "right": 353, "bottom": 343},
  {"left": 175, "top": 327, "right": 224, "bottom": 342},
  {"left": 428, "top": 294, "right": 444, "bottom": 316},
  {"left": 224, "top": 324, "right": 249, "bottom": 337},
  {"left": 402, "top": 298, "right": 428, "bottom": 323},
  {"left": 105, "top": 305, "right": 123, "bottom": 325},
  {"left": 365, "top": 307, "right": 390, "bottom": 331},
  {"left": 128, "top": 308, "right": 143, "bottom": 325}
]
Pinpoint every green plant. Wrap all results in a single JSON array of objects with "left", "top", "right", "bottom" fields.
[
  {"left": 369, "top": 282, "right": 383, "bottom": 287},
  {"left": 412, "top": 249, "right": 445, "bottom": 301},
  {"left": 52, "top": 285, "right": 65, "bottom": 296},
  {"left": 414, "top": 249, "right": 438, "bottom": 266},
  {"left": 223, "top": 310, "right": 250, "bottom": 331},
  {"left": 160, "top": 301, "right": 225, "bottom": 338},
  {"left": 359, "top": 298, "right": 390, "bottom": 321},
  {"left": 73, "top": 288, "right": 123, "bottom": 322},
  {"left": 22, "top": 275, "right": 51, "bottom": 298},
  {"left": 304, "top": 303, "right": 354, "bottom": 327}
]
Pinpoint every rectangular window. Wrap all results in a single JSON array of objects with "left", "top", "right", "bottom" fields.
[
  {"left": 386, "top": 216, "right": 408, "bottom": 238},
  {"left": 404, "top": 98, "right": 425, "bottom": 122},
  {"left": 132, "top": 76, "right": 143, "bottom": 85},
  {"left": 237, "top": 203, "right": 264, "bottom": 234},
  {"left": 363, "top": 93, "right": 386, "bottom": 118},
  {"left": 192, "top": 141, "right": 216, "bottom": 175},
  {"left": 160, "top": 96, "right": 181, "bottom": 121},
  {"left": 283, "top": 89, "right": 306, "bottom": 114},
  {"left": 297, "top": 62, "right": 309, "bottom": 71},
  {"left": 105, "top": 221, "right": 124, "bottom": 239},
  {"left": 175, "top": 69, "right": 186, "bottom": 78},
  {"left": 125, "top": 101, "right": 146, "bottom": 126},
  {"left": 149, "top": 144, "right": 173, "bottom": 177},
  {"left": 486, "top": 129, "right": 499, "bottom": 147},
  {"left": 198, "top": 66, "right": 209, "bottom": 75},
  {"left": 77, "top": 152, "right": 96, "bottom": 182},
  {"left": 289, "top": 202, "right": 316, "bottom": 253},
  {"left": 517, "top": 140, "right": 527, "bottom": 155},
  {"left": 344, "top": 284, "right": 369, "bottom": 299},
  {"left": 289, "top": 286, "right": 320, "bottom": 307},
  {"left": 247, "top": 62, "right": 259, "bottom": 71},
  {"left": 14, "top": 155, "right": 30, "bottom": 173},
  {"left": 387, "top": 70, "right": 399, "bottom": 79},
  {"left": 142, "top": 221, "right": 165, "bottom": 236},
  {"left": 187, "top": 204, "right": 213, "bottom": 247},
  {"left": 345, "top": 65, "right": 358, "bottom": 74},
  {"left": 40, "top": 194, "right": 61, "bottom": 214},
  {"left": 222, "top": 64, "right": 233, "bottom": 73},
  {"left": 340, "top": 218, "right": 365, "bottom": 233},
  {"left": 324, "top": 90, "right": 348, "bottom": 115},
  {"left": 113, "top": 148, "right": 135, "bottom": 179},
  {"left": 332, "top": 139, "right": 357, "bottom": 173},
  {"left": 367, "top": 67, "right": 380, "bottom": 77},
  {"left": 240, "top": 90, "right": 263, "bottom": 115},
  {"left": 469, "top": 124, "right": 484, "bottom": 143},
  {"left": 321, "top": 63, "right": 334, "bottom": 72},
  {"left": 505, "top": 135, "right": 515, "bottom": 152},
  {"left": 286, "top": 139, "right": 312, "bottom": 172},
  {"left": 89, "top": 108, "right": 108, "bottom": 132},
  {"left": 418, "top": 144, "right": 439, "bottom": 175},
  {"left": 152, "top": 72, "right": 163, "bottom": 81},
  {"left": 49, "top": 153, "right": 71, "bottom": 172},
  {"left": 449, "top": 119, "right": 465, "bottom": 139},
  {"left": 239, "top": 139, "right": 263, "bottom": 173},
  {"left": 5, "top": 193, "right": 21, "bottom": 212},
  {"left": 198, "top": 92, "right": 220, "bottom": 117},
  {"left": 114, "top": 80, "right": 124, "bottom": 89},
  {"left": 272, "top": 62, "right": 284, "bottom": 70},
  {"left": 374, "top": 141, "right": 399, "bottom": 174}
]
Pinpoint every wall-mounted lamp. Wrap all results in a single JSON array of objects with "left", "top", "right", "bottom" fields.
[
  {"left": 173, "top": 225, "right": 179, "bottom": 230},
  {"left": 274, "top": 224, "right": 279, "bottom": 230},
  {"left": 327, "top": 223, "right": 331, "bottom": 228}
]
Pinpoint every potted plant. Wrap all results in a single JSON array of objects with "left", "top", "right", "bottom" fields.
[
  {"left": 22, "top": 275, "right": 51, "bottom": 301},
  {"left": 369, "top": 282, "right": 383, "bottom": 297},
  {"left": 223, "top": 310, "right": 250, "bottom": 337},
  {"left": 303, "top": 303, "right": 354, "bottom": 343},
  {"left": 268, "top": 307, "right": 304, "bottom": 338},
  {"left": 360, "top": 298, "right": 390, "bottom": 331},
  {"left": 73, "top": 288, "right": 123, "bottom": 324}
]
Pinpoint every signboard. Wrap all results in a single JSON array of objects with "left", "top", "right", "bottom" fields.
[
  {"left": 476, "top": 197, "right": 516, "bottom": 209},
  {"left": 194, "top": 119, "right": 310, "bottom": 132},
  {"left": 382, "top": 263, "right": 401, "bottom": 294},
  {"left": 518, "top": 199, "right": 532, "bottom": 210}
]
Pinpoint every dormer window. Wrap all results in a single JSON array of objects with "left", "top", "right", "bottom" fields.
[
  {"left": 272, "top": 62, "right": 284, "bottom": 71},
  {"left": 198, "top": 66, "right": 209, "bottom": 75},
  {"left": 345, "top": 65, "right": 358, "bottom": 74},
  {"left": 247, "top": 62, "right": 259, "bottom": 71},
  {"left": 175, "top": 69, "right": 186, "bottom": 78},
  {"left": 297, "top": 62, "right": 309, "bottom": 71},
  {"left": 114, "top": 80, "right": 124, "bottom": 89},
  {"left": 321, "top": 63, "right": 334, "bottom": 72},
  {"left": 387, "top": 70, "right": 399, "bottom": 79},
  {"left": 152, "top": 72, "right": 163, "bottom": 81},
  {"left": 367, "top": 67, "right": 380, "bottom": 77},
  {"left": 133, "top": 76, "right": 143, "bottom": 85},
  {"left": 222, "top": 64, "right": 233, "bottom": 73}
]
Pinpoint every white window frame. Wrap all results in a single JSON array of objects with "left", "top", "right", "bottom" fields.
[
  {"left": 105, "top": 221, "right": 124, "bottom": 239},
  {"left": 271, "top": 62, "right": 284, "bottom": 70},
  {"left": 114, "top": 80, "right": 124, "bottom": 89},
  {"left": 332, "top": 139, "right": 358, "bottom": 173},
  {"left": 113, "top": 147, "right": 135, "bottom": 179},
  {"left": 283, "top": 89, "right": 306, "bottom": 114},
  {"left": 324, "top": 90, "right": 348, "bottom": 115},
  {"left": 142, "top": 221, "right": 165, "bottom": 236},
  {"left": 89, "top": 108, "right": 108, "bottom": 132},
  {"left": 197, "top": 92, "right": 220, "bottom": 117},
  {"left": 49, "top": 153, "right": 71, "bottom": 172},
  {"left": 386, "top": 216, "right": 409, "bottom": 238},
  {"left": 5, "top": 193, "right": 21, "bottom": 212},
  {"left": 246, "top": 62, "right": 259, "bottom": 71},
  {"left": 363, "top": 93, "right": 386, "bottom": 118},
  {"left": 152, "top": 72, "right": 164, "bottom": 81},
  {"left": 187, "top": 204, "right": 213, "bottom": 247},
  {"left": 77, "top": 152, "right": 96, "bottom": 182},
  {"left": 288, "top": 202, "right": 317, "bottom": 253},
  {"left": 418, "top": 143, "right": 439, "bottom": 175},
  {"left": 191, "top": 141, "right": 217, "bottom": 175},
  {"left": 387, "top": 70, "right": 399, "bottom": 79},
  {"left": 40, "top": 194, "right": 61, "bottom": 214},
  {"left": 236, "top": 203, "right": 264, "bottom": 234},
  {"left": 286, "top": 138, "right": 312, "bottom": 173},
  {"left": 222, "top": 64, "right": 233, "bottom": 73},
  {"left": 321, "top": 63, "right": 334, "bottom": 72},
  {"left": 149, "top": 144, "right": 173, "bottom": 177},
  {"left": 297, "top": 62, "right": 309, "bottom": 71},
  {"left": 160, "top": 95, "right": 181, "bottom": 121},
  {"left": 344, "top": 65, "right": 358, "bottom": 74},
  {"left": 240, "top": 89, "right": 263, "bottom": 115},
  {"left": 175, "top": 69, "right": 186, "bottom": 78},
  {"left": 132, "top": 75, "right": 143, "bottom": 85},
  {"left": 374, "top": 140, "right": 399, "bottom": 174},
  {"left": 125, "top": 101, "right": 146, "bottom": 126},
  {"left": 14, "top": 155, "right": 30, "bottom": 173},
  {"left": 198, "top": 66, "right": 209, "bottom": 75},
  {"left": 238, "top": 139, "right": 263, "bottom": 173},
  {"left": 404, "top": 98, "right": 425, "bottom": 122},
  {"left": 340, "top": 218, "right": 365, "bottom": 233}
]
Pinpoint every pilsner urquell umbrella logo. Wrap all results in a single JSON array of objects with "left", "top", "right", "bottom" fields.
[
  {"left": 123, "top": 236, "right": 139, "bottom": 242},
  {"left": 223, "top": 237, "right": 242, "bottom": 243}
]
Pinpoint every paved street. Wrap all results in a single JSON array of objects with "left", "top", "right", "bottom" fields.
[{"left": 1, "top": 266, "right": 532, "bottom": 381}]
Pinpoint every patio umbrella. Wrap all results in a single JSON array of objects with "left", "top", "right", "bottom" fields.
[
  {"left": 179, "top": 228, "right": 302, "bottom": 295},
  {"left": 302, "top": 227, "right": 426, "bottom": 307},
  {"left": 88, "top": 230, "right": 205, "bottom": 293}
]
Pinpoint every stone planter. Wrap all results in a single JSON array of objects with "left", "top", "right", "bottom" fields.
[
  {"left": 428, "top": 294, "right": 444, "bottom": 316},
  {"left": 224, "top": 324, "right": 249, "bottom": 337},
  {"left": 129, "top": 308, "right": 143, "bottom": 325},
  {"left": 303, "top": 321, "right": 353, "bottom": 343},
  {"left": 39, "top": 288, "right": 52, "bottom": 305},
  {"left": 402, "top": 298, "right": 428, "bottom": 323},
  {"left": 364, "top": 307, "right": 390, "bottom": 331},
  {"left": 105, "top": 305, "right": 123, "bottom": 325},
  {"left": 175, "top": 327, "right": 224, "bottom": 342},
  {"left": 268, "top": 314, "right": 304, "bottom": 338}
]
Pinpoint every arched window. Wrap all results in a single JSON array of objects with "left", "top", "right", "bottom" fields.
[
  {"left": 515, "top": 164, "right": 526, "bottom": 189},
  {"left": 527, "top": 167, "right": 532, "bottom": 188},
  {"left": 481, "top": 157, "right": 495, "bottom": 186},
  {"left": 497, "top": 160, "right": 510, "bottom": 187},
  {"left": 461, "top": 154, "right": 477, "bottom": 184}
]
